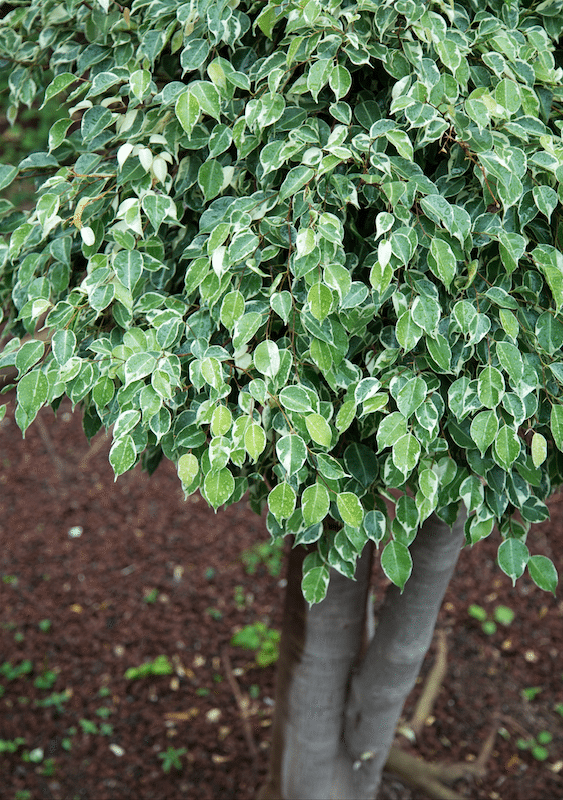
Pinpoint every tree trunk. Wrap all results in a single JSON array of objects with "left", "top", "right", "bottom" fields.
[{"left": 260, "top": 513, "right": 466, "bottom": 800}]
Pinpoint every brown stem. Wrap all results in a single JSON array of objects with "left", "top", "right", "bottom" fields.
[{"left": 408, "top": 628, "right": 449, "bottom": 739}]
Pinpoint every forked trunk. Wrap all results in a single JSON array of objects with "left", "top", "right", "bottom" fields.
[{"left": 260, "top": 514, "right": 466, "bottom": 800}]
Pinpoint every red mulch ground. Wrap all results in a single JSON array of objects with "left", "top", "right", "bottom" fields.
[{"left": 1, "top": 392, "right": 562, "bottom": 800}]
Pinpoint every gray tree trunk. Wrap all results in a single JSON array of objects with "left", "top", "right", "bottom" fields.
[{"left": 261, "top": 513, "right": 466, "bottom": 800}]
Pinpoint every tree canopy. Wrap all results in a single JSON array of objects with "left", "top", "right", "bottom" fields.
[{"left": 1, "top": 0, "right": 562, "bottom": 603}]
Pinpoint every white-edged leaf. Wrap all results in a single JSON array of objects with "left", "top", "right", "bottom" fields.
[
  {"left": 527, "top": 554, "right": 558, "bottom": 594},
  {"left": 177, "top": 453, "right": 199, "bottom": 486},
  {"left": 497, "top": 539, "right": 529, "bottom": 585},
  {"left": 336, "top": 492, "right": 364, "bottom": 528},
  {"left": 203, "top": 467, "right": 235, "bottom": 509},
  {"left": 302, "top": 483, "right": 331, "bottom": 526},
  {"left": 381, "top": 540, "right": 412, "bottom": 591},
  {"left": 109, "top": 435, "right": 137, "bottom": 477},
  {"left": 305, "top": 413, "right": 332, "bottom": 448},
  {"left": 268, "top": 483, "right": 296, "bottom": 522}
]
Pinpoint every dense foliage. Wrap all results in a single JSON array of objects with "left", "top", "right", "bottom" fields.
[{"left": 1, "top": 0, "right": 562, "bottom": 603}]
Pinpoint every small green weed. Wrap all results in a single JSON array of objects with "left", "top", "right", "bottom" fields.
[
  {"left": 231, "top": 622, "right": 280, "bottom": 667},
  {"left": 79, "top": 719, "right": 98, "bottom": 735},
  {"left": 38, "top": 619, "right": 52, "bottom": 632},
  {"left": 0, "top": 660, "right": 33, "bottom": 681},
  {"left": 241, "top": 538, "right": 284, "bottom": 578},
  {"left": 34, "top": 690, "right": 69, "bottom": 714},
  {"left": 517, "top": 730, "right": 553, "bottom": 761},
  {"left": 0, "top": 737, "right": 25, "bottom": 754},
  {"left": 124, "top": 654, "right": 173, "bottom": 681},
  {"left": 468, "top": 604, "right": 515, "bottom": 635},
  {"left": 158, "top": 746, "right": 187, "bottom": 773},
  {"left": 521, "top": 686, "right": 543, "bottom": 701},
  {"left": 33, "top": 670, "right": 57, "bottom": 690},
  {"left": 143, "top": 588, "right": 159, "bottom": 604}
]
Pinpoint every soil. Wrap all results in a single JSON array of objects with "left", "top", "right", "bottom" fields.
[{"left": 1, "top": 391, "right": 562, "bottom": 800}]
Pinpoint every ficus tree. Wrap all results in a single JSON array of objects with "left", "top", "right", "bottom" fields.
[{"left": 1, "top": 0, "right": 562, "bottom": 797}]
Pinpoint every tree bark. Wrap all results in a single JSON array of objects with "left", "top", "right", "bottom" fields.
[{"left": 260, "top": 513, "right": 466, "bottom": 800}]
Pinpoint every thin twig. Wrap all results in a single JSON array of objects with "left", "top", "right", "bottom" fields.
[
  {"left": 221, "top": 649, "right": 258, "bottom": 760},
  {"left": 408, "top": 629, "right": 449, "bottom": 739}
]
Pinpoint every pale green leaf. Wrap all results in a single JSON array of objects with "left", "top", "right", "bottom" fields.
[
  {"left": 268, "top": 483, "right": 296, "bottom": 522},
  {"left": 109, "top": 435, "right": 137, "bottom": 477},
  {"left": 305, "top": 413, "right": 332, "bottom": 448},
  {"left": 177, "top": 453, "right": 199, "bottom": 486},
  {"left": 336, "top": 492, "right": 364, "bottom": 528},
  {"left": 302, "top": 483, "right": 331, "bottom": 526}
]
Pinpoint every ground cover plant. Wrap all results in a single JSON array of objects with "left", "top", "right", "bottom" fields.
[{"left": 1, "top": 0, "right": 563, "bottom": 797}]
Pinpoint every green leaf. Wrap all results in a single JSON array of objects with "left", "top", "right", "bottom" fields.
[
  {"left": 124, "top": 353, "right": 157, "bottom": 385},
  {"left": 268, "top": 483, "right": 296, "bottom": 522},
  {"left": 16, "top": 370, "right": 48, "bottom": 427},
  {"left": 533, "top": 244, "right": 563, "bottom": 310},
  {"left": 130, "top": 69, "right": 151, "bottom": 101},
  {"left": 109, "top": 435, "right": 137, "bottom": 477},
  {"left": 426, "top": 334, "right": 451, "bottom": 372},
  {"left": 533, "top": 185, "right": 558, "bottom": 221},
  {"left": 177, "top": 453, "right": 199, "bottom": 486},
  {"left": 335, "top": 400, "right": 357, "bottom": 433},
  {"left": 245, "top": 423, "right": 267, "bottom": 461},
  {"left": 392, "top": 433, "right": 421, "bottom": 474},
  {"left": 254, "top": 340, "right": 280, "bottom": 377},
  {"left": 305, "top": 413, "right": 332, "bottom": 448},
  {"left": 336, "top": 492, "right": 364, "bottom": 528},
  {"left": 200, "top": 357, "right": 223, "bottom": 389},
  {"left": 496, "top": 341, "right": 524, "bottom": 384},
  {"left": 175, "top": 89, "right": 200, "bottom": 136},
  {"left": 329, "top": 64, "right": 352, "bottom": 100},
  {"left": 279, "top": 166, "right": 314, "bottom": 202},
  {"left": 279, "top": 385, "right": 314, "bottom": 413},
  {"left": 276, "top": 434, "right": 307, "bottom": 475},
  {"left": 220, "top": 290, "right": 245, "bottom": 331},
  {"left": 270, "top": 291, "right": 292, "bottom": 323},
  {"left": 396, "top": 311, "right": 423, "bottom": 352},
  {"left": 497, "top": 539, "right": 529, "bottom": 585},
  {"left": 42, "top": 72, "right": 76, "bottom": 107},
  {"left": 308, "top": 283, "right": 333, "bottom": 322},
  {"left": 211, "top": 406, "right": 233, "bottom": 437},
  {"left": 478, "top": 366, "right": 505, "bottom": 408},
  {"left": 377, "top": 412, "right": 408, "bottom": 451},
  {"left": 204, "top": 468, "right": 235, "bottom": 509},
  {"left": 343, "top": 442, "right": 378, "bottom": 488},
  {"left": 302, "top": 483, "right": 331, "bottom": 526},
  {"left": 411, "top": 295, "right": 440, "bottom": 334},
  {"left": 470, "top": 410, "right": 499, "bottom": 455},
  {"left": 381, "top": 541, "right": 412, "bottom": 591},
  {"left": 0, "top": 164, "right": 18, "bottom": 192},
  {"left": 15, "top": 339, "right": 44, "bottom": 375},
  {"left": 527, "top": 555, "right": 558, "bottom": 595},
  {"left": 302, "top": 565, "right": 330, "bottom": 606},
  {"left": 363, "top": 510, "right": 387, "bottom": 545},
  {"left": 316, "top": 453, "right": 348, "bottom": 480},
  {"left": 232, "top": 312, "right": 262, "bottom": 349},
  {"left": 494, "top": 424, "right": 521, "bottom": 470},
  {"left": 536, "top": 312, "right": 563, "bottom": 356},
  {"left": 396, "top": 376, "right": 427, "bottom": 419},
  {"left": 531, "top": 432, "right": 547, "bottom": 467},
  {"left": 198, "top": 160, "right": 224, "bottom": 202},
  {"left": 428, "top": 239, "right": 456, "bottom": 290},
  {"left": 114, "top": 250, "right": 143, "bottom": 291},
  {"left": 551, "top": 405, "right": 563, "bottom": 451}
]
